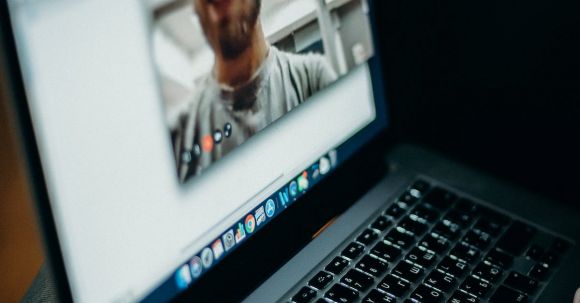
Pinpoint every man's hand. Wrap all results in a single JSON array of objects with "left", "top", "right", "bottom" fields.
[{"left": 574, "top": 288, "right": 580, "bottom": 303}]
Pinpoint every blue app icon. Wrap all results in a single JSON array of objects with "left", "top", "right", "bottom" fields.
[
  {"left": 175, "top": 264, "right": 192, "bottom": 290},
  {"left": 289, "top": 181, "right": 298, "bottom": 197},
  {"left": 265, "top": 199, "right": 276, "bottom": 217},
  {"left": 278, "top": 187, "right": 290, "bottom": 207}
]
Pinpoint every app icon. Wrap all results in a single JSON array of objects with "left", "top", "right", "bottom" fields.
[
  {"left": 224, "top": 123, "right": 233, "bottom": 138},
  {"left": 211, "top": 239, "right": 224, "bottom": 259},
  {"left": 265, "top": 199, "right": 276, "bottom": 217},
  {"left": 255, "top": 206, "right": 266, "bottom": 226},
  {"left": 235, "top": 222, "right": 246, "bottom": 243},
  {"left": 319, "top": 156, "right": 331, "bottom": 175},
  {"left": 193, "top": 144, "right": 201, "bottom": 157},
  {"left": 311, "top": 163, "right": 320, "bottom": 180},
  {"left": 329, "top": 150, "right": 337, "bottom": 167},
  {"left": 222, "top": 229, "right": 235, "bottom": 251},
  {"left": 278, "top": 187, "right": 290, "bottom": 207},
  {"left": 190, "top": 256, "right": 203, "bottom": 278},
  {"left": 175, "top": 264, "right": 192, "bottom": 290},
  {"left": 289, "top": 181, "right": 298, "bottom": 197},
  {"left": 201, "top": 247, "right": 213, "bottom": 269},
  {"left": 201, "top": 134, "right": 214, "bottom": 152},
  {"left": 245, "top": 214, "right": 256, "bottom": 233},
  {"left": 298, "top": 171, "right": 309, "bottom": 192},
  {"left": 213, "top": 129, "right": 223, "bottom": 144},
  {"left": 181, "top": 150, "right": 192, "bottom": 164}
]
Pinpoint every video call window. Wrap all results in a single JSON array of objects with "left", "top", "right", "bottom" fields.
[{"left": 151, "top": 0, "right": 374, "bottom": 184}]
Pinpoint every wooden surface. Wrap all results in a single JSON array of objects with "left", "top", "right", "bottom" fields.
[{"left": 1, "top": 73, "right": 44, "bottom": 302}]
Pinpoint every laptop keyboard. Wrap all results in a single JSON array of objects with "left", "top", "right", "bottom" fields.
[{"left": 287, "top": 179, "right": 573, "bottom": 303}]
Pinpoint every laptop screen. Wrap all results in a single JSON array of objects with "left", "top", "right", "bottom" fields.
[{"left": 7, "top": 0, "right": 386, "bottom": 302}]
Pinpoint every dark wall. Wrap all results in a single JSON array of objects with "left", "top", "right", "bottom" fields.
[{"left": 376, "top": 0, "right": 580, "bottom": 207}]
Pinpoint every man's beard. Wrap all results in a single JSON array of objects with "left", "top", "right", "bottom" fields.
[{"left": 218, "top": 18, "right": 255, "bottom": 59}]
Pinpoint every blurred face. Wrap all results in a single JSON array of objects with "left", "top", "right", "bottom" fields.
[{"left": 194, "top": 0, "right": 262, "bottom": 60}]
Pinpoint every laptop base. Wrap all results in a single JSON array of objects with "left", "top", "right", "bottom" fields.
[{"left": 244, "top": 143, "right": 580, "bottom": 303}]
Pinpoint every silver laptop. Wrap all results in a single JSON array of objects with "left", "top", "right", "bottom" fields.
[{"left": 2, "top": 0, "right": 579, "bottom": 302}]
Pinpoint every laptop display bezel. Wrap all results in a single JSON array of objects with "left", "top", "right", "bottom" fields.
[{"left": 0, "top": 0, "right": 391, "bottom": 301}]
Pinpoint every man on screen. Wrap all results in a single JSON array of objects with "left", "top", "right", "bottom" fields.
[{"left": 173, "top": 0, "right": 338, "bottom": 183}]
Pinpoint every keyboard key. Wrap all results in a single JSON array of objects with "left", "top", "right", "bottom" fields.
[
  {"left": 410, "top": 284, "right": 443, "bottom": 303},
  {"left": 490, "top": 285, "right": 528, "bottom": 303},
  {"left": 371, "top": 216, "right": 392, "bottom": 231},
  {"left": 363, "top": 290, "right": 397, "bottom": 303},
  {"left": 438, "top": 256, "right": 468, "bottom": 277},
  {"left": 371, "top": 241, "right": 402, "bottom": 262},
  {"left": 411, "top": 204, "right": 440, "bottom": 223},
  {"left": 398, "top": 191, "right": 419, "bottom": 207},
  {"left": 392, "top": 260, "right": 424, "bottom": 283},
  {"left": 325, "top": 284, "right": 358, "bottom": 303},
  {"left": 453, "top": 198, "right": 479, "bottom": 214},
  {"left": 385, "top": 228, "right": 415, "bottom": 249},
  {"left": 406, "top": 246, "right": 437, "bottom": 268},
  {"left": 425, "top": 270, "right": 456, "bottom": 293},
  {"left": 444, "top": 210, "right": 474, "bottom": 228},
  {"left": 472, "top": 218, "right": 502, "bottom": 237},
  {"left": 378, "top": 274, "right": 410, "bottom": 298},
  {"left": 450, "top": 242, "right": 480, "bottom": 264},
  {"left": 292, "top": 286, "right": 317, "bottom": 303},
  {"left": 357, "top": 255, "right": 388, "bottom": 277},
  {"left": 496, "top": 221, "right": 536, "bottom": 255},
  {"left": 433, "top": 222, "right": 461, "bottom": 241},
  {"left": 410, "top": 180, "right": 431, "bottom": 197},
  {"left": 314, "top": 299, "right": 327, "bottom": 303},
  {"left": 460, "top": 276, "right": 492, "bottom": 297},
  {"left": 357, "top": 229, "right": 379, "bottom": 246},
  {"left": 423, "top": 187, "right": 457, "bottom": 210},
  {"left": 462, "top": 231, "right": 491, "bottom": 250},
  {"left": 503, "top": 271, "right": 539, "bottom": 294},
  {"left": 485, "top": 248, "right": 514, "bottom": 268},
  {"left": 341, "top": 269, "right": 374, "bottom": 292},
  {"left": 325, "top": 257, "right": 350, "bottom": 275},
  {"left": 551, "top": 237, "right": 571, "bottom": 253},
  {"left": 540, "top": 251, "right": 559, "bottom": 266},
  {"left": 342, "top": 242, "right": 365, "bottom": 260},
  {"left": 525, "top": 245, "right": 544, "bottom": 261},
  {"left": 419, "top": 233, "right": 450, "bottom": 254},
  {"left": 408, "top": 213, "right": 429, "bottom": 225},
  {"left": 472, "top": 261, "right": 503, "bottom": 283},
  {"left": 308, "top": 271, "right": 334, "bottom": 290},
  {"left": 448, "top": 290, "right": 479, "bottom": 303},
  {"left": 400, "top": 216, "right": 428, "bottom": 236},
  {"left": 385, "top": 203, "right": 406, "bottom": 219},
  {"left": 479, "top": 207, "right": 510, "bottom": 225},
  {"left": 528, "top": 263, "right": 550, "bottom": 281}
]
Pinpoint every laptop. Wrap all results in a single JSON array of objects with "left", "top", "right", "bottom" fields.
[{"left": 1, "top": 0, "right": 579, "bottom": 302}]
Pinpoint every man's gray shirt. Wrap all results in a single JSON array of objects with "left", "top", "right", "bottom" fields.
[{"left": 173, "top": 47, "right": 337, "bottom": 183}]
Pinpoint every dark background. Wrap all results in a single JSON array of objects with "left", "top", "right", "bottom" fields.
[
  {"left": 1, "top": 0, "right": 579, "bottom": 301},
  {"left": 377, "top": 0, "right": 580, "bottom": 208}
]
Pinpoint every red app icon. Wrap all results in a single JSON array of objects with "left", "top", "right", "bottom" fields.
[{"left": 202, "top": 134, "right": 214, "bottom": 152}]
